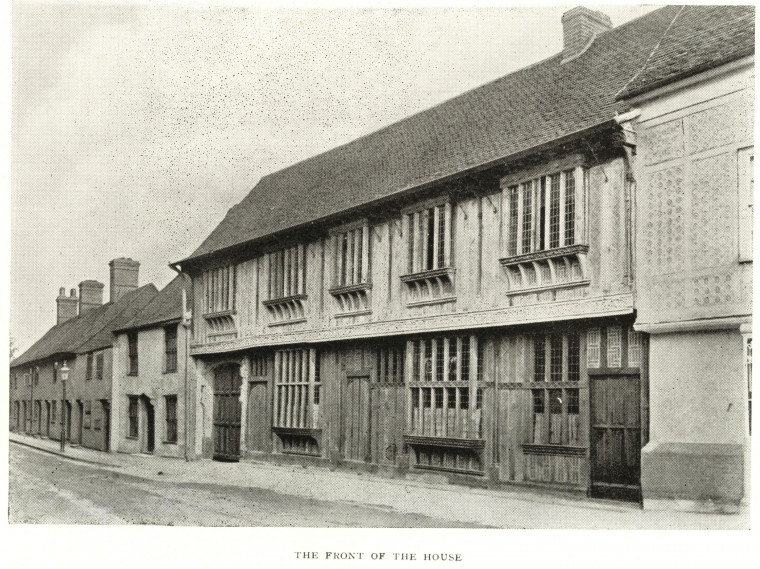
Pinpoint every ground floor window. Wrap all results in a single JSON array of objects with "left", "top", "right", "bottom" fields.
[
  {"left": 128, "top": 396, "right": 138, "bottom": 438},
  {"left": 51, "top": 401, "right": 57, "bottom": 424},
  {"left": 532, "top": 387, "right": 580, "bottom": 445},
  {"left": 273, "top": 348, "right": 320, "bottom": 429},
  {"left": 165, "top": 395, "right": 178, "bottom": 443},
  {"left": 84, "top": 400, "right": 92, "bottom": 429}
]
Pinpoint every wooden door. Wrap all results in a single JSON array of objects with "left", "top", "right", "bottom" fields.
[
  {"left": 45, "top": 401, "right": 51, "bottom": 436},
  {"left": 341, "top": 374, "right": 371, "bottom": 462},
  {"left": 102, "top": 401, "right": 111, "bottom": 452},
  {"left": 146, "top": 400, "right": 155, "bottom": 453},
  {"left": 213, "top": 364, "right": 242, "bottom": 461},
  {"left": 247, "top": 381, "right": 268, "bottom": 452},
  {"left": 590, "top": 374, "right": 641, "bottom": 501}
]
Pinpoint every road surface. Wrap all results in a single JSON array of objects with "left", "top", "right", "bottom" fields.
[{"left": 8, "top": 444, "right": 486, "bottom": 527}]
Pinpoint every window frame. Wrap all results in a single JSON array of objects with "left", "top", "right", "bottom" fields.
[
  {"left": 330, "top": 219, "right": 371, "bottom": 288},
  {"left": 531, "top": 331, "right": 584, "bottom": 447},
  {"left": 86, "top": 353, "right": 93, "bottom": 381},
  {"left": 273, "top": 348, "right": 320, "bottom": 429},
  {"left": 402, "top": 198, "right": 453, "bottom": 274},
  {"left": 202, "top": 264, "right": 237, "bottom": 314},
  {"left": 164, "top": 325, "right": 178, "bottom": 373},
  {"left": 95, "top": 352, "right": 104, "bottom": 380},
  {"left": 502, "top": 164, "right": 585, "bottom": 258},
  {"left": 127, "top": 332, "right": 139, "bottom": 376},
  {"left": 164, "top": 395, "right": 178, "bottom": 443},
  {"left": 267, "top": 246, "right": 306, "bottom": 301},
  {"left": 127, "top": 395, "right": 139, "bottom": 438}
]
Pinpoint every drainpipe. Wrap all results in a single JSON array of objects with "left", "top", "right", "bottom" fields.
[{"left": 171, "top": 264, "right": 193, "bottom": 461}]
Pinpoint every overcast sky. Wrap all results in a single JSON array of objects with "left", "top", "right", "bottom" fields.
[{"left": 10, "top": 1, "right": 658, "bottom": 353}]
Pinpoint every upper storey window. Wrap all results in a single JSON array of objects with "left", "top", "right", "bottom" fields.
[
  {"left": 500, "top": 166, "right": 588, "bottom": 295},
  {"left": 506, "top": 169, "right": 579, "bottom": 256},
  {"left": 202, "top": 264, "right": 238, "bottom": 341},
  {"left": 264, "top": 245, "right": 307, "bottom": 325},
  {"left": 406, "top": 200, "right": 452, "bottom": 273},
  {"left": 401, "top": 199, "right": 455, "bottom": 306},
  {"left": 329, "top": 221, "right": 371, "bottom": 317},
  {"left": 268, "top": 245, "right": 305, "bottom": 300},
  {"left": 202, "top": 265, "right": 236, "bottom": 314}
]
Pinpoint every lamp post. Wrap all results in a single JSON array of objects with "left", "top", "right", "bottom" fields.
[
  {"left": 60, "top": 362, "right": 69, "bottom": 452},
  {"left": 28, "top": 367, "right": 34, "bottom": 435}
]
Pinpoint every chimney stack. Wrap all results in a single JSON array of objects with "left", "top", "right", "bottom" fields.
[
  {"left": 561, "top": 6, "right": 612, "bottom": 64},
  {"left": 79, "top": 280, "right": 104, "bottom": 314},
  {"left": 109, "top": 258, "right": 140, "bottom": 302},
  {"left": 56, "top": 287, "right": 78, "bottom": 324}
]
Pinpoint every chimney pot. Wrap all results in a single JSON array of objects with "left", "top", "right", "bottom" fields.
[
  {"left": 561, "top": 6, "right": 612, "bottom": 64},
  {"left": 57, "top": 286, "right": 79, "bottom": 324},
  {"left": 109, "top": 257, "right": 140, "bottom": 302},
  {"left": 79, "top": 280, "right": 105, "bottom": 314},
  {"left": 70, "top": 288, "right": 77, "bottom": 297}
]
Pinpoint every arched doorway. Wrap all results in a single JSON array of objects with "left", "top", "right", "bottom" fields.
[{"left": 213, "top": 363, "right": 242, "bottom": 461}]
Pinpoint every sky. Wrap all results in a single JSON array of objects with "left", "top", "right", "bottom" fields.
[{"left": 9, "top": 1, "right": 659, "bottom": 354}]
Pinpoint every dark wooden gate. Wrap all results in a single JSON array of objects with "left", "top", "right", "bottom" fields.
[
  {"left": 590, "top": 374, "right": 641, "bottom": 501},
  {"left": 341, "top": 373, "right": 371, "bottom": 463},
  {"left": 214, "top": 364, "right": 242, "bottom": 461}
]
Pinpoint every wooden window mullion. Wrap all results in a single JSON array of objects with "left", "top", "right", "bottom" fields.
[{"left": 559, "top": 171, "right": 567, "bottom": 248}]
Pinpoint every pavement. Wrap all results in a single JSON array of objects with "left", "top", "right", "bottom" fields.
[{"left": 8, "top": 432, "right": 750, "bottom": 529}]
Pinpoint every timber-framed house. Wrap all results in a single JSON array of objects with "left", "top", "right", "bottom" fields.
[{"left": 172, "top": 5, "right": 754, "bottom": 507}]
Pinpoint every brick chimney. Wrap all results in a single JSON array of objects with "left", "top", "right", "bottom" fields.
[
  {"left": 109, "top": 257, "right": 140, "bottom": 302},
  {"left": 561, "top": 6, "right": 612, "bottom": 64},
  {"left": 79, "top": 280, "right": 104, "bottom": 314},
  {"left": 56, "top": 287, "right": 78, "bottom": 324}
]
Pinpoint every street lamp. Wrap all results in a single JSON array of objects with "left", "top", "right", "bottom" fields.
[{"left": 60, "top": 362, "right": 69, "bottom": 452}]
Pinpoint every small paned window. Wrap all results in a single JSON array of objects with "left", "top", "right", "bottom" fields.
[
  {"left": 165, "top": 325, "right": 178, "bottom": 373},
  {"left": 86, "top": 353, "right": 93, "bottom": 381},
  {"left": 128, "top": 396, "right": 138, "bottom": 438},
  {"left": 84, "top": 401, "right": 92, "bottom": 429},
  {"left": 165, "top": 395, "right": 178, "bottom": 443},
  {"left": 95, "top": 353, "right": 104, "bottom": 380},
  {"left": 127, "top": 332, "right": 138, "bottom": 376}
]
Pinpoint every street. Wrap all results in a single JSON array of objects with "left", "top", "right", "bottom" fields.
[{"left": 8, "top": 444, "right": 486, "bottom": 527}]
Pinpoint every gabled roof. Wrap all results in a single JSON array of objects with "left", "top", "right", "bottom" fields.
[
  {"left": 178, "top": 6, "right": 684, "bottom": 265},
  {"left": 114, "top": 274, "right": 187, "bottom": 333},
  {"left": 11, "top": 284, "right": 158, "bottom": 369},
  {"left": 617, "top": 5, "right": 755, "bottom": 100}
]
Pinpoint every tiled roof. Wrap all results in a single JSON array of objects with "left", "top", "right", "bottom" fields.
[
  {"left": 617, "top": 5, "right": 755, "bottom": 99},
  {"left": 11, "top": 284, "right": 158, "bottom": 368},
  {"left": 179, "top": 6, "right": 683, "bottom": 264},
  {"left": 115, "top": 274, "right": 187, "bottom": 332}
]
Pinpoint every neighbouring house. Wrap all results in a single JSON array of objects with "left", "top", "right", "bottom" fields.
[
  {"left": 9, "top": 259, "right": 157, "bottom": 452},
  {"left": 112, "top": 274, "right": 196, "bottom": 459},
  {"left": 616, "top": 5, "right": 754, "bottom": 510},
  {"left": 169, "top": 5, "right": 754, "bottom": 507}
]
